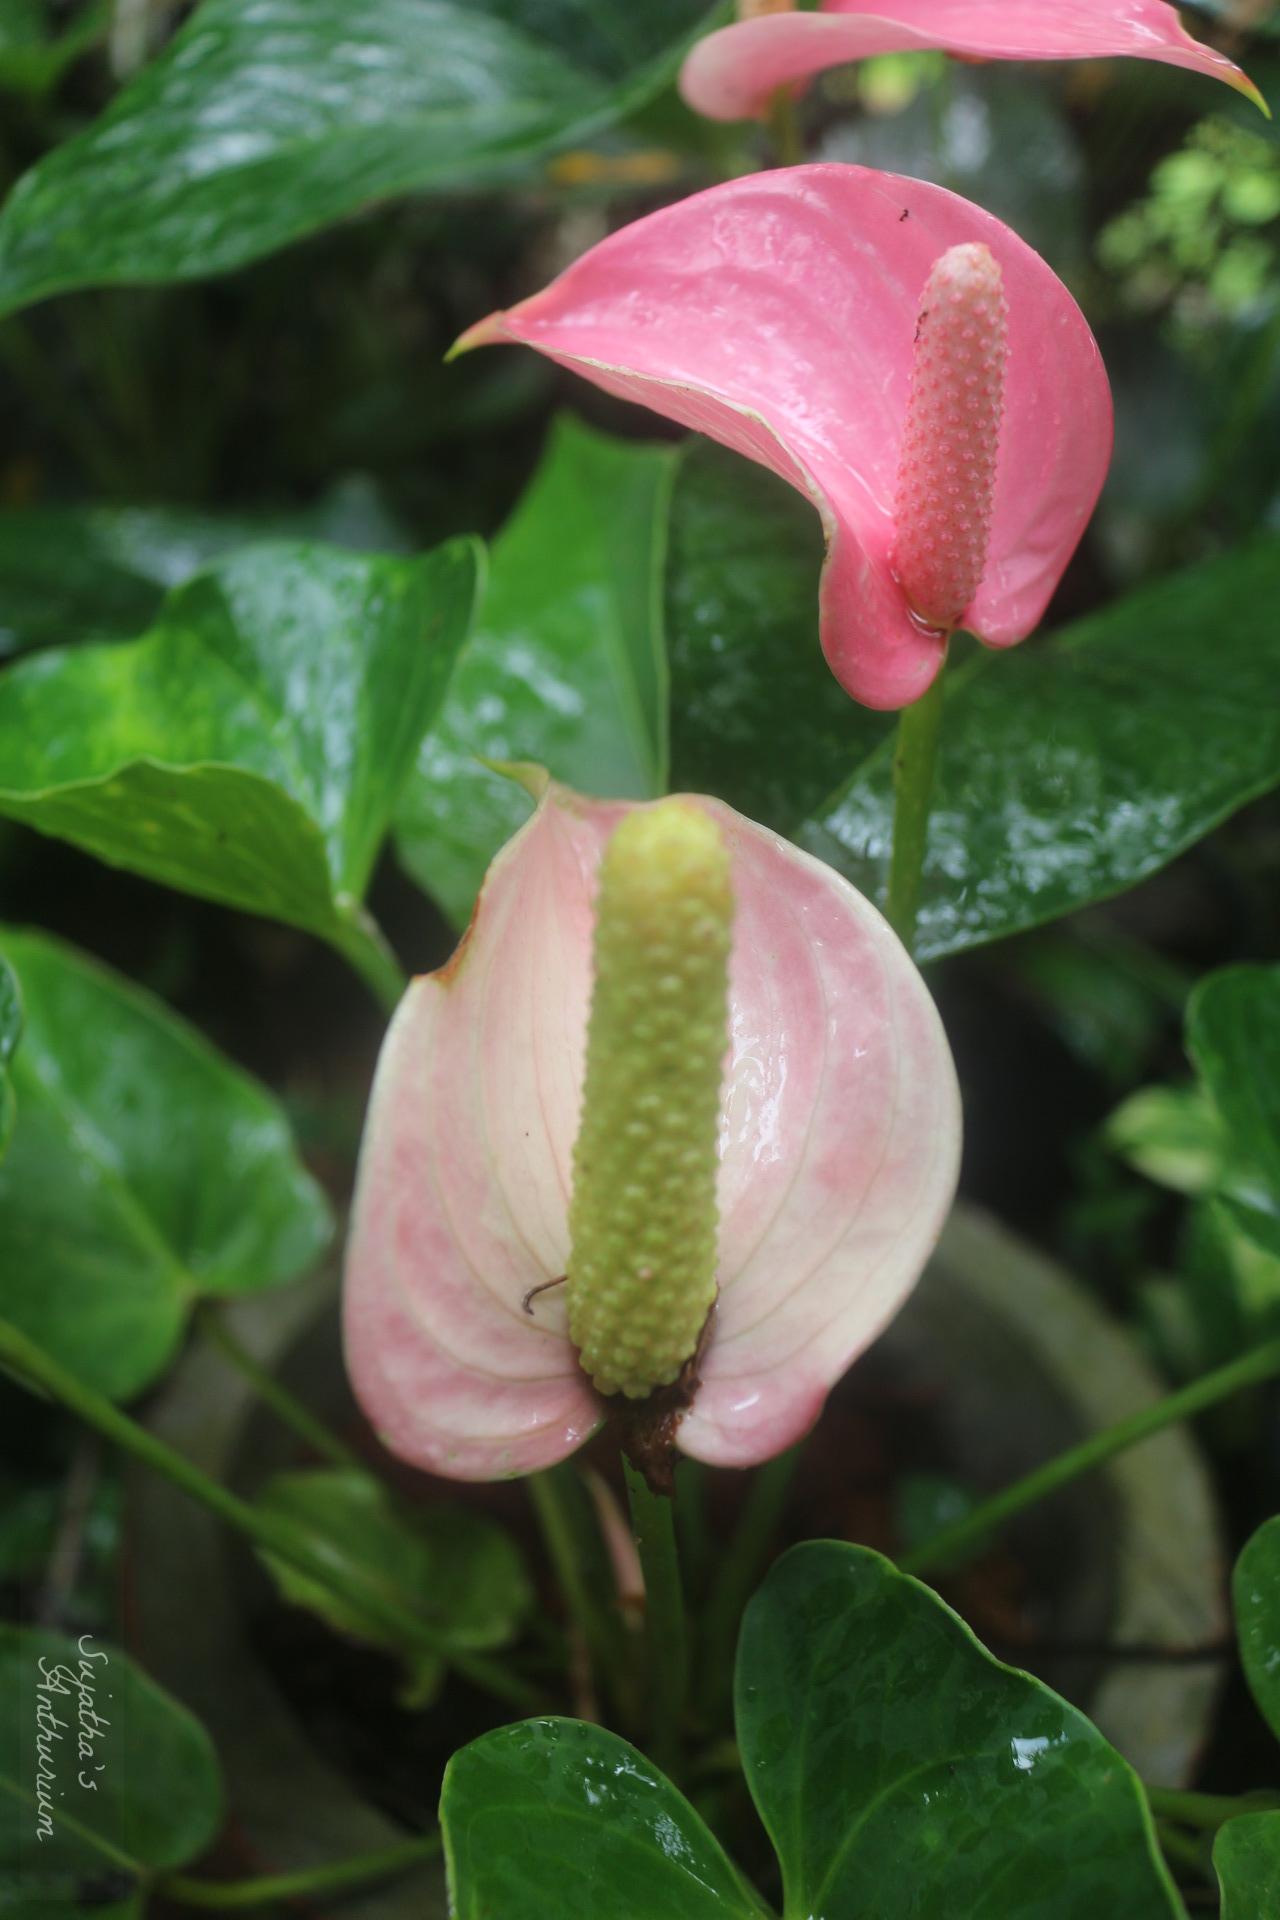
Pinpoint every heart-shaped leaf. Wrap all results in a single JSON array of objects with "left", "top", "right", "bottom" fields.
[
  {"left": 442, "top": 1720, "right": 765, "bottom": 1919},
  {"left": 0, "top": 0, "right": 722, "bottom": 314},
  {"left": 736, "top": 1542, "right": 1183, "bottom": 1918},
  {"left": 1187, "top": 967, "right": 1280, "bottom": 1260},
  {"left": 0, "top": 1625, "right": 222, "bottom": 1916},
  {"left": 396, "top": 416, "right": 674, "bottom": 925},
  {"left": 256, "top": 1468, "right": 533, "bottom": 1707},
  {"left": 1235, "top": 1516, "right": 1280, "bottom": 1745},
  {"left": 1215, "top": 1813, "right": 1280, "bottom": 1918},
  {"left": 0, "top": 952, "right": 19, "bottom": 1158},
  {"left": 0, "top": 928, "right": 331, "bottom": 1400},
  {"left": 0, "top": 539, "right": 479, "bottom": 955},
  {"left": 0, "top": 489, "right": 413, "bottom": 659},
  {"left": 800, "top": 537, "right": 1280, "bottom": 961}
]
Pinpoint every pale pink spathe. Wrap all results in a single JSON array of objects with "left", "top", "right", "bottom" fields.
[
  {"left": 680, "top": 1, "right": 1264, "bottom": 123},
  {"left": 454, "top": 166, "right": 1112, "bottom": 710},
  {"left": 342, "top": 779, "right": 961, "bottom": 1479}
]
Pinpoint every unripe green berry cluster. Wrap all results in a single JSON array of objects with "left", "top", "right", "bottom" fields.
[{"left": 566, "top": 800, "right": 733, "bottom": 1400}]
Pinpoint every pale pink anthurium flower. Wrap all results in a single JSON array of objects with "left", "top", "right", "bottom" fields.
[
  {"left": 343, "top": 775, "right": 961, "bottom": 1481},
  {"left": 680, "top": 1, "right": 1265, "bottom": 124},
  {"left": 452, "top": 165, "right": 1113, "bottom": 711}
]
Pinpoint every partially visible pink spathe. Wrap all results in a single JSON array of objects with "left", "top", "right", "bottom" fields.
[
  {"left": 680, "top": 0, "right": 1265, "bottom": 123},
  {"left": 453, "top": 165, "right": 1112, "bottom": 711},
  {"left": 342, "top": 776, "right": 961, "bottom": 1481}
]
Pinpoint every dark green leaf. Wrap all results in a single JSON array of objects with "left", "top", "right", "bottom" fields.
[
  {"left": 665, "top": 443, "right": 888, "bottom": 831},
  {"left": 1215, "top": 1813, "right": 1280, "bottom": 1918},
  {"left": 1235, "top": 1516, "right": 1280, "bottom": 1744},
  {"left": 0, "top": 1625, "right": 222, "bottom": 1913},
  {"left": 442, "top": 1720, "right": 763, "bottom": 1919},
  {"left": 736, "top": 1541, "right": 1182, "bottom": 1919},
  {"left": 0, "top": 928, "right": 331, "bottom": 1400},
  {"left": 256, "top": 1468, "right": 533, "bottom": 1707},
  {"left": 0, "top": 951, "right": 19, "bottom": 1157},
  {"left": 0, "top": 487, "right": 414, "bottom": 659},
  {"left": 0, "top": 539, "right": 478, "bottom": 944},
  {"left": 1187, "top": 966, "right": 1280, "bottom": 1259},
  {"left": 397, "top": 415, "right": 673, "bottom": 924},
  {"left": 0, "top": 0, "right": 722, "bottom": 313},
  {"left": 800, "top": 539, "right": 1280, "bottom": 961}
]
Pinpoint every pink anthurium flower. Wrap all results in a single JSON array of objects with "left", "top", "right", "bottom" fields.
[
  {"left": 343, "top": 776, "right": 960, "bottom": 1481},
  {"left": 452, "top": 165, "right": 1112, "bottom": 710},
  {"left": 679, "top": 1, "right": 1265, "bottom": 124}
]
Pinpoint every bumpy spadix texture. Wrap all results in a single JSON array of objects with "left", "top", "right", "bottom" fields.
[
  {"left": 342, "top": 779, "right": 961, "bottom": 1479},
  {"left": 680, "top": 1, "right": 1264, "bottom": 124},
  {"left": 453, "top": 166, "right": 1111, "bottom": 711},
  {"left": 567, "top": 803, "right": 732, "bottom": 1399},
  {"left": 891, "top": 244, "right": 1007, "bottom": 633}
]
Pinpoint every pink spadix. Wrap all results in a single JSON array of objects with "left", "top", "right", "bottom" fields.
[
  {"left": 453, "top": 165, "right": 1111, "bottom": 711},
  {"left": 680, "top": 1, "right": 1265, "bottom": 124},
  {"left": 891, "top": 242, "right": 1008, "bottom": 635}
]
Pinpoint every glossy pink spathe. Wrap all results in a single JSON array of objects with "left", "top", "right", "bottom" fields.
[
  {"left": 454, "top": 166, "right": 1112, "bottom": 710},
  {"left": 342, "top": 777, "right": 961, "bottom": 1480},
  {"left": 680, "top": 1, "right": 1265, "bottom": 123}
]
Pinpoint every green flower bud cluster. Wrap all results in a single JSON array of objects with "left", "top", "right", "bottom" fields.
[{"left": 566, "top": 800, "right": 733, "bottom": 1400}]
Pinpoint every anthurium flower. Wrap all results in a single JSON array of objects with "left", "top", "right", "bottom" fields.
[
  {"left": 343, "top": 776, "right": 960, "bottom": 1480},
  {"left": 679, "top": 1, "right": 1264, "bottom": 124},
  {"left": 453, "top": 165, "right": 1112, "bottom": 710}
]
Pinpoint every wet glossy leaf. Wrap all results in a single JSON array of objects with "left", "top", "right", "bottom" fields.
[
  {"left": 736, "top": 1542, "right": 1183, "bottom": 1918},
  {"left": 801, "top": 539, "right": 1280, "bottom": 961},
  {"left": 256, "top": 1468, "right": 533, "bottom": 1706},
  {"left": 0, "top": 952, "right": 19, "bottom": 1158},
  {"left": 0, "top": 1625, "right": 222, "bottom": 1914},
  {"left": 442, "top": 1720, "right": 763, "bottom": 1919},
  {"left": 0, "top": 0, "right": 721, "bottom": 314},
  {"left": 1215, "top": 1813, "right": 1280, "bottom": 1918},
  {"left": 665, "top": 443, "right": 887, "bottom": 831},
  {"left": 1187, "top": 966, "right": 1280, "bottom": 1260},
  {"left": 0, "top": 929, "right": 331, "bottom": 1400},
  {"left": 1235, "top": 1517, "right": 1280, "bottom": 1744},
  {"left": 0, "top": 487, "right": 413, "bottom": 658},
  {"left": 0, "top": 539, "right": 478, "bottom": 943},
  {"left": 397, "top": 416, "right": 673, "bottom": 924}
]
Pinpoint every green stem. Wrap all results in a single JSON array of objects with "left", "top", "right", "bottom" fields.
[
  {"left": 328, "top": 901, "right": 408, "bottom": 1017},
  {"left": 767, "top": 89, "right": 804, "bottom": 167},
  {"left": 697, "top": 1445, "right": 801, "bottom": 1718},
  {"left": 903, "top": 1336, "right": 1280, "bottom": 1577},
  {"left": 1156, "top": 1819, "right": 1211, "bottom": 1879},
  {"left": 623, "top": 1456, "right": 688, "bottom": 1773},
  {"left": 1147, "top": 1787, "right": 1280, "bottom": 1832},
  {"left": 162, "top": 1835, "right": 441, "bottom": 1910},
  {"left": 0, "top": 1316, "right": 541, "bottom": 1713},
  {"left": 885, "top": 662, "right": 946, "bottom": 954},
  {"left": 198, "top": 1305, "right": 365, "bottom": 1474},
  {"left": 527, "top": 1466, "right": 626, "bottom": 1707}
]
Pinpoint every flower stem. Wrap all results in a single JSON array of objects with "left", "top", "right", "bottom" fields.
[
  {"left": 696, "top": 1445, "right": 802, "bottom": 1718},
  {"left": 902, "top": 1336, "right": 1280, "bottom": 1577},
  {"left": 1147, "top": 1788, "right": 1280, "bottom": 1832},
  {"left": 885, "top": 663, "right": 947, "bottom": 954},
  {"left": 767, "top": 89, "right": 804, "bottom": 166},
  {"left": 328, "top": 901, "right": 408, "bottom": 1017},
  {"left": 0, "top": 1315, "right": 541, "bottom": 1713},
  {"left": 162, "top": 1835, "right": 441, "bottom": 1909},
  {"left": 623, "top": 1456, "right": 688, "bottom": 1774},
  {"left": 527, "top": 1465, "right": 627, "bottom": 1708},
  {"left": 198, "top": 1304, "right": 365, "bottom": 1474}
]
